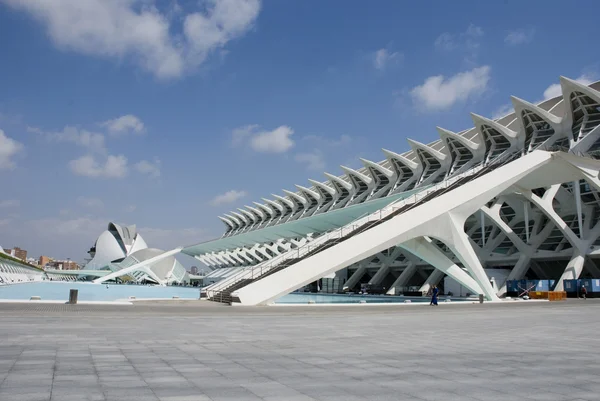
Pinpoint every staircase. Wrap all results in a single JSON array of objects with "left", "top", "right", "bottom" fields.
[{"left": 206, "top": 152, "right": 521, "bottom": 304}]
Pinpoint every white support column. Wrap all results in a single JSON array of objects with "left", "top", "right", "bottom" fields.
[
  {"left": 386, "top": 262, "right": 417, "bottom": 295},
  {"left": 368, "top": 264, "right": 389, "bottom": 286},
  {"left": 419, "top": 269, "right": 445, "bottom": 294},
  {"left": 496, "top": 254, "right": 530, "bottom": 296},
  {"left": 573, "top": 180, "right": 584, "bottom": 238},
  {"left": 480, "top": 210, "right": 486, "bottom": 246},
  {"left": 445, "top": 214, "right": 500, "bottom": 301},
  {"left": 368, "top": 247, "right": 404, "bottom": 286},
  {"left": 343, "top": 264, "right": 367, "bottom": 291},
  {"left": 555, "top": 250, "right": 586, "bottom": 291},
  {"left": 524, "top": 203, "right": 530, "bottom": 243},
  {"left": 401, "top": 237, "right": 484, "bottom": 296}
]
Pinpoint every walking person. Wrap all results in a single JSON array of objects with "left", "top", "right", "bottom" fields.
[
  {"left": 581, "top": 285, "right": 587, "bottom": 300},
  {"left": 430, "top": 284, "right": 439, "bottom": 306}
]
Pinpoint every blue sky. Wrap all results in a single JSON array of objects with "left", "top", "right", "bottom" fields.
[{"left": 0, "top": 0, "right": 598, "bottom": 264}]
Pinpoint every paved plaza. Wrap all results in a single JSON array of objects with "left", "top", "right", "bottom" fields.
[{"left": 0, "top": 300, "right": 599, "bottom": 401}]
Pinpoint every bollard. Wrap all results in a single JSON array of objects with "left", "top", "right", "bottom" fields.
[
  {"left": 478, "top": 294, "right": 484, "bottom": 304},
  {"left": 68, "top": 289, "right": 78, "bottom": 304}
]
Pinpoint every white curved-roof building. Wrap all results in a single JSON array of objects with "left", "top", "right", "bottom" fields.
[
  {"left": 169, "top": 76, "right": 600, "bottom": 305},
  {"left": 84, "top": 223, "right": 188, "bottom": 285},
  {"left": 86, "top": 223, "right": 147, "bottom": 270}
]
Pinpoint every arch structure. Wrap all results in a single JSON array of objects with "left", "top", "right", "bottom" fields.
[
  {"left": 182, "top": 77, "right": 600, "bottom": 304},
  {"left": 0, "top": 254, "right": 45, "bottom": 285},
  {"left": 80, "top": 222, "right": 189, "bottom": 286}
]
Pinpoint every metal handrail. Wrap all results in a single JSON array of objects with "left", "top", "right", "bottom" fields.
[
  {"left": 206, "top": 150, "right": 521, "bottom": 299},
  {"left": 206, "top": 165, "right": 485, "bottom": 298}
]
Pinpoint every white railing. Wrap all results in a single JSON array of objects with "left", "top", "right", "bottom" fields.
[{"left": 205, "top": 165, "right": 486, "bottom": 298}]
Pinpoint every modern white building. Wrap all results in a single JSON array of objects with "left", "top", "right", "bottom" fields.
[
  {"left": 82, "top": 223, "right": 189, "bottom": 285},
  {"left": 102, "top": 76, "right": 600, "bottom": 305}
]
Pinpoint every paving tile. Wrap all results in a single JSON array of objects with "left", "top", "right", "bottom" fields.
[{"left": 1, "top": 300, "right": 600, "bottom": 401}]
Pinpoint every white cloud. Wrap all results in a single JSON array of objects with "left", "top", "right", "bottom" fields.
[
  {"left": 295, "top": 150, "right": 326, "bottom": 171},
  {"left": 27, "top": 216, "right": 107, "bottom": 240},
  {"left": 0, "top": 129, "right": 24, "bottom": 170},
  {"left": 1, "top": 0, "right": 261, "bottom": 80},
  {"left": 543, "top": 74, "right": 595, "bottom": 100},
  {"left": 125, "top": 205, "right": 137, "bottom": 213},
  {"left": 102, "top": 114, "right": 145, "bottom": 136},
  {"left": 69, "top": 154, "right": 128, "bottom": 178},
  {"left": 303, "top": 134, "right": 352, "bottom": 147},
  {"left": 210, "top": 190, "right": 247, "bottom": 206},
  {"left": 232, "top": 125, "right": 295, "bottom": 153},
  {"left": 138, "top": 226, "right": 211, "bottom": 249},
  {"left": 410, "top": 66, "right": 491, "bottom": 111},
  {"left": 0, "top": 199, "right": 20, "bottom": 208},
  {"left": 30, "top": 125, "right": 106, "bottom": 152},
  {"left": 76, "top": 196, "right": 104, "bottom": 209},
  {"left": 492, "top": 103, "right": 514, "bottom": 120},
  {"left": 134, "top": 159, "right": 161, "bottom": 178},
  {"left": 435, "top": 24, "right": 483, "bottom": 52},
  {"left": 232, "top": 124, "right": 259, "bottom": 146},
  {"left": 505, "top": 28, "right": 535, "bottom": 46},
  {"left": 373, "top": 48, "right": 401, "bottom": 71}
]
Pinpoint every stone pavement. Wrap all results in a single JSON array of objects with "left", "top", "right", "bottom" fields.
[{"left": 0, "top": 300, "right": 599, "bottom": 401}]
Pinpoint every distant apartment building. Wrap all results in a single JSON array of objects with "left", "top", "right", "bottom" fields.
[
  {"left": 50, "top": 260, "right": 80, "bottom": 270},
  {"left": 39, "top": 256, "right": 52, "bottom": 268},
  {"left": 4, "top": 247, "right": 27, "bottom": 261},
  {"left": 190, "top": 266, "right": 199, "bottom": 275}
]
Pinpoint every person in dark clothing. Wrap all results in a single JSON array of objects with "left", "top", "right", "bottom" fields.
[
  {"left": 430, "top": 285, "right": 439, "bottom": 306},
  {"left": 581, "top": 285, "right": 587, "bottom": 300}
]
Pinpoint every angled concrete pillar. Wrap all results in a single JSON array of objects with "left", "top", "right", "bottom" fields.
[
  {"left": 555, "top": 250, "right": 586, "bottom": 291},
  {"left": 496, "top": 255, "right": 531, "bottom": 296},
  {"left": 401, "top": 237, "right": 484, "bottom": 296},
  {"left": 343, "top": 264, "right": 367, "bottom": 291},
  {"left": 369, "top": 247, "right": 404, "bottom": 286},
  {"left": 386, "top": 263, "right": 417, "bottom": 295},
  {"left": 446, "top": 215, "right": 500, "bottom": 301},
  {"left": 368, "top": 264, "right": 390, "bottom": 286},
  {"left": 419, "top": 269, "right": 445, "bottom": 294}
]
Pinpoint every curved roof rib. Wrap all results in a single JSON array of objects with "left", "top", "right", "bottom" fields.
[
  {"left": 340, "top": 166, "right": 373, "bottom": 206},
  {"left": 244, "top": 205, "right": 266, "bottom": 230},
  {"left": 437, "top": 127, "right": 483, "bottom": 177},
  {"left": 262, "top": 198, "right": 284, "bottom": 226},
  {"left": 230, "top": 211, "right": 250, "bottom": 234},
  {"left": 382, "top": 148, "right": 421, "bottom": 195},
  {"left": 407, "top": 139, "right": 449, "bottom": 186},
  {"left": 224, "top": 214, "right": 243, "bottom": 236},
  {"left": 272, "top": 194, "right": 295, "bottom": 224},
  {"left": 510, "top": 96, "right": 563, "bottom": 153},
  {"left": 324, "top": 172, "right": 353, "bottom": 210},
  {"left": 282, "top": 190, "right": 308, "bottom": 221},
  {"left": 471, "top": 113, "right": 519, "bottom": 164},
  {"left": 308, "top": 179, "right": 337, "bottom": 215},
  {"left": 218, "top": 216, "right": 236, "bottom": 237},
  {"left": 560, "top": 76, "right": 600, "bottom": 144},
  {"left": 360, "top": 158, "right": 395, "bottom": 201},
  {"left": 238, "top": 208, "right": 258, "bottom": 231},
  {"left": 253, "top": 202, "right": 275, "bottom": 227},
  {"left": 295, "top": 185, "right": 321, "bottom": 217}
]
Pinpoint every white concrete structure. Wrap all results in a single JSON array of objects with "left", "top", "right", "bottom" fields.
[
  {"left": 83, "top": 223, "right": 189, "bottom": 285},
  {"left": 181, "top": 76, "right": 600, "bottom": 305},
  {"left": 0, "top": 256, "right": 45, "bottom": 284}
]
